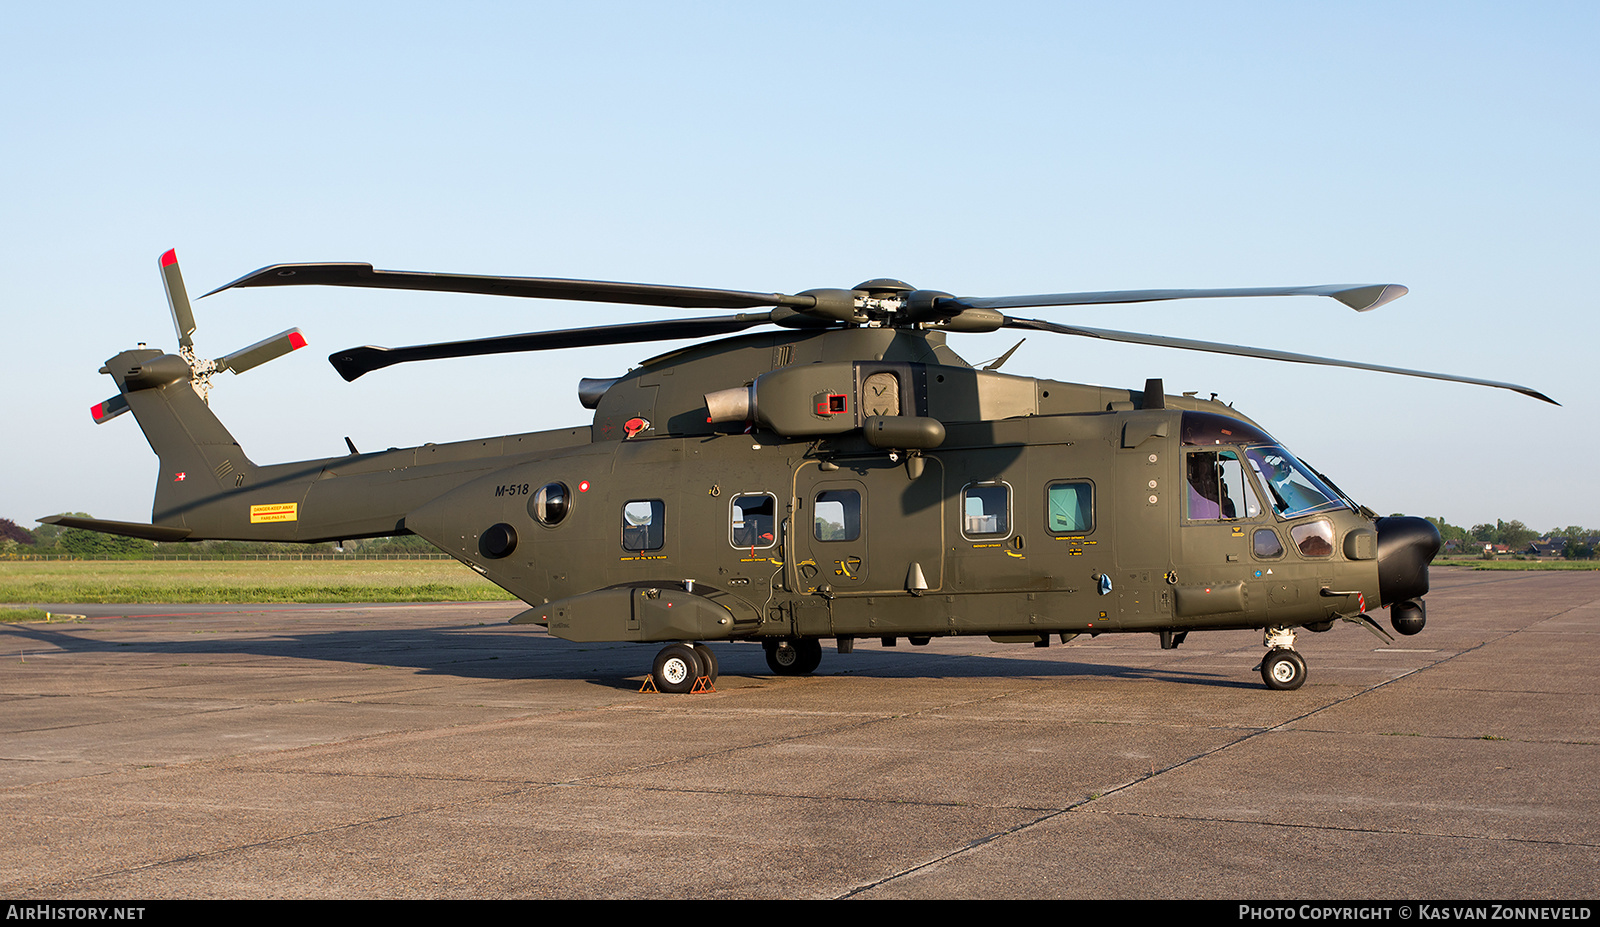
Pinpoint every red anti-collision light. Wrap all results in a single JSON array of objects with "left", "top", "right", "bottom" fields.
[{"left": 578, "top": 480, "right": 590, "bottom": 492}]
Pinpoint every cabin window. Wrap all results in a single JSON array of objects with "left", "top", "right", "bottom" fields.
[
  {"left": 962, "top": 482, "right": 1011, "bottom": 539},
  {"left": 1185, "top": 450, "right": 1261, "bottom": 521},
  {"left": 622, "top": 499, "right": 664, "bottom": 552},
  {"left": 814, "top": 489, "right": 860, "bottom": 542},
  {"left": 530, "top": 482, "right": 571, "bottom": 527},
  {"left": 1046, "top": 481, "right": 1094, "bottom": 534},
  {"left": 730, "top": 493, "right": 777, "bottom": 549}
]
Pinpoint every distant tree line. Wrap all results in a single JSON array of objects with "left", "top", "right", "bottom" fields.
[{"left": 1426, "top": 517, "right": 1597, "bottom": 559}]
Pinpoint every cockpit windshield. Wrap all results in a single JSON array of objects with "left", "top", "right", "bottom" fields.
[
  {"left": 1179, "top": 412, "right": 1349, "bottom": 520},
  {"left": 1243, "top": 445, "right": 1345, "bottom": 518}
]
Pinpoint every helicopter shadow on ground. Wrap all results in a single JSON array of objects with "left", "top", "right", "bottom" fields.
[
  {"left": 662, "top": 642, "right": 1254, "bottom": 692},
  {"left": 2, "top": 615, "right": 1250, "bottom": 691}
]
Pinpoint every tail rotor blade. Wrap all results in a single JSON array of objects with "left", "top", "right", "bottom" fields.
[
  {"left": 90, "top": 393, "right": 130, "bottom": 424},
  {"left": 217, "top": 328, "right": 308, "bottom": 375},
  {"left": 159, "top": 249, "right": 197, "bottom": 351}
]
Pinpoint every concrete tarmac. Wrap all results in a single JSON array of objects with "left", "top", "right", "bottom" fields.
[{"left": 2, "top": 568, "right": 1598, "bottom": 899}]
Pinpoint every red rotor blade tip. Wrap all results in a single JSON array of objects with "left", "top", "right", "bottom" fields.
[
  {"left": 288, "top": 331, "right": 307, "bottom": 350},
  {"left": 160, "top": 249, "right": 177, "bottom": 267}
]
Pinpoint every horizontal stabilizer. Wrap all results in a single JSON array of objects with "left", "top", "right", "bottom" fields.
[
  {"left": 38, "top": 514, "right": 192, "bottom": 542},
  {"left": 90, "top": 394, "right": 130, "bottom": 424}
]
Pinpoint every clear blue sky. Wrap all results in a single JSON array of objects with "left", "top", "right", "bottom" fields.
[{"left": 3, "top": 1, "right": 1593, "bottom": 532}]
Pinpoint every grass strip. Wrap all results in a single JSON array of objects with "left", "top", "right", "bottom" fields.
[
  {"left": 1435, "top": 558, "right": 1600, "bottom": 571},
  {"left": 1, "top": 607, "right": 54, "bottom": 622},
  {"left": 0, "top": 560, "right": 517, "bottom": 604}
]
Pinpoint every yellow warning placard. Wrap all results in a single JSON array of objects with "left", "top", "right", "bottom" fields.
[{"left": 250, "top": 502, "right": 299, "bottom": 523}]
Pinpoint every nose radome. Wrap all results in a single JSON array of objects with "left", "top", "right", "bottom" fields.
[{"left": 1375, "top": 516, "right": 1443, "bottom": 605}]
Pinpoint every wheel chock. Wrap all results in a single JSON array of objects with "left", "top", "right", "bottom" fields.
[{"left": 639, "top": 674, "right": 716, "bottom": 694}]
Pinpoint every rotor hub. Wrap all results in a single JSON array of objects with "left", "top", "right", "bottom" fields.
[{"left": 853, "top": 278, "right": 916, "bottom": 297}]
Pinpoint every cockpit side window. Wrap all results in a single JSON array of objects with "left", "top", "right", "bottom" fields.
[
  {"left": 1253, "top": 528, "right": 1285, "bottom": 559},
  {"left": 1186, "top": 450, "right": 1261, "bottom": 521},
  {"left": 1290, "top": 520, "right": 1335, "bottom": 558}
]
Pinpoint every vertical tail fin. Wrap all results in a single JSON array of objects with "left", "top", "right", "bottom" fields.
[
  {"left": 54, "top": 251, "right": 322, "bottom": 542},
  {"left": 101, "top": 348, "right": 257, "bottom": 530}
]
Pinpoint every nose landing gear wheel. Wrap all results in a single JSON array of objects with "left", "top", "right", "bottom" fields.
[
  {"left": 764, "top": 637, "right": 822, "bottom": 675},
  {"left": 652, "top": 643, "right": 704, "bottom": 694},
  {"left": 1260, "top": 648, "right": 1307, "bottom": 691}
]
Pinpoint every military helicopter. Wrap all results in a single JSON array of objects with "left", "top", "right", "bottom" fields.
[{"left": 46, "top": 251, "right": 1557, "bottom": 692}]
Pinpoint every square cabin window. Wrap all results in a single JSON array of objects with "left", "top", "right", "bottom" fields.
[
  {"left": 962, "top": 482, "right": 1010, "bottom": 539},
  {"left": 1047, "top": 481, "right": 1094, "bottom": 534},
  {"left": 730, "top": 493, "right": 777, "bottom": 549},
  {"left": 622, "top": 499, "right": 664, "bottom": 552}
]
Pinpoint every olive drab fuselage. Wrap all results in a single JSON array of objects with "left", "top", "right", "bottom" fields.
[{"left": 430, "top": 413, "right": 1382, "bottom": 646}]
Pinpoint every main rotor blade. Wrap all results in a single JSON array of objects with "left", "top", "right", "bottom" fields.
[
  {"left": 159, "top": 249, "right": 197, "bottom": 350},
  {"left": 329, "top": 312, "right": 777, "bottom": 382},
  {"left": 952, "top": 284, "right": 1408, "bottom": 313},
  {"left": 1004, "top": 317, "right": 1558, "bottom": 405},
  {"left": 218, "top": 328, "right": 308, "bottom": 375},
  {"left": 205, "top": 263, "right": 815, "bottom": 312}
]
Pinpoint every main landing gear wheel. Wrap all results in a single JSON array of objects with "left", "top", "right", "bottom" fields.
[
  {"left": 1260, "top": 648, "right": 1307, "bottom": 691},
  {"left": 652, "top": 643, "right": 704, "bottom": 694},
  {"left": 764, "top": 637, "right": 822, "bottom": 675},
  {"left": 693, "top": 643, "right": 719, "bottom": 682}
]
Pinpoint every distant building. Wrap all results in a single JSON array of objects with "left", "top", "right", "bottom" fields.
[{"left": 1525, "top": 536, "right": 1600, "bottom": 559}]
